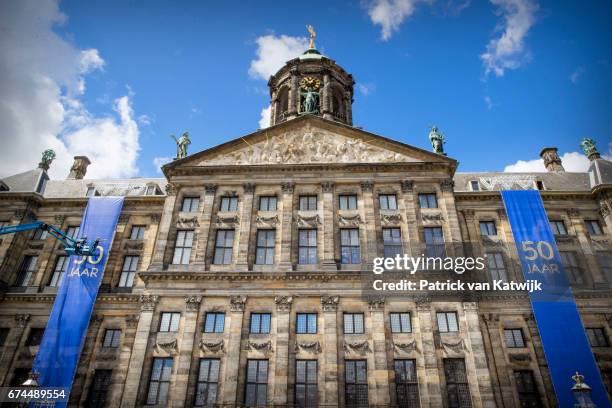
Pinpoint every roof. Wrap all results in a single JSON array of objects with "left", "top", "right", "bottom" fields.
[
  {"left": 43, "top": 178, "right": 166, "bottom": 198},
  {"left": 0, "top": 168, "right": 46, "bottom": 193},
  {"left": 453, "top": 172, "right": 591, "bottom": 192}
]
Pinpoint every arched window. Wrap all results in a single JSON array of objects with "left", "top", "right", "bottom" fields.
[
  {"left": 331, "top": 86, "right": 345, "bottom": 120},
  {"left": 276, "top": 86, "right": 289, "bottom": 122}
]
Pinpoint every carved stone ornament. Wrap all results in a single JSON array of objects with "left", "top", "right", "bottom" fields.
[
  {"left": 230, "top": 295, "right": 247, "bottom": 312},
  {"left": 294, "top": 341, "right": 322, "bottom": 354},
  {"left": 600, "top": 203, "right": 611, "bottom": 218},
  {"left": 344, "top": 340, "right": 371, "bottom": 355},
  {"left": 567, "top": 208, "right": 580, "bottom": 217},
  {"left": 338, "top": 213, "right": 362, "bottom": 226},
  {"left": 360, "top": 180, "right": 374, "bottom": 192},
  {"left": 27, "top": 241, "right": 44, "bottom": 250},
  {"left": 204, "top": 184, "right": 218, "bottom": 194},
  {"left": 440, "top": 179, "right": 454, "bottom": 192},
  {"left": 321, "top": 181, "right": 334, "bottom": 192},
  {"left": 124, "top": 240, "right": 144, "bottom": 251},
  {"left": 421, "top": 213, "right": 444, "bottom": 222},
  {"left": 281, "top": 182, "right": 295, "bottom": 193},
  {"left": 216, "top": 215, "right": 240, "bottom": 226},
  {"left": 54, "top": 215, "right": 66, "bottom": 225},
  {"left": 380, "top": 213, "right": 402, "bottom": 225},
  {"left": 509, "top": 353, "right": 532, "bottom": 365},
  {"left": 462, "top": 209, "right": 475, "bottom": 220},
  {"left": 150, "top": 214, "right": 161, "bottom": 223},
  {"left": 185, "top": 295, "right": 202, "bottom": 312},
  {"left": 155, "top": 338, "right": 178, "bottom": 355},
  {"left": 139, "top": 295, "right": 159, "bottom": 312},
  {"left": 15, "top": 314, "right": 31, "bottom": 327},
  {"left": 400, "top": 180, "right": 413, "bottom": 193},
  {"left": 165, "top": 183, "right": 177, "bottom": 196},
  {"left": 200, "top": 339, "right": 225, "bottom": 354},
  {"left": 441, "top": 339, "right": 466, "bottom": 354},
  {"left": 246, "top": 340, "right": 273, "bottom": 353},
  {"left": 321, "top": 296, "right": 339, "bottom": 312},
  {"left": 178, "top": 216, "right": 200, "bottom": 228},
  {"left": 367, "top": 296, "right": 385, "bottom": 311},
  {"left": 393, "top": 340, "right": 418, "bottom": 354},
  {"left": 496, "top": 208, "right": 507, "bottom": 219},
  {"left": 479, "top": 175, "right": 537, "bottom": 191},
  {"left": 243, "top": 183, "right": 256, "bottom": 193},
  {"left": 294, "top": 213, "right": 321, "bottom": 227},
  {"left": 256, "top": 214, "right": 279, "bottom": 226},
  {"left": 125, "top": 314, "right": 140, "bottom": 328},
  {"left": 274, "top": 296, "right": 293, "bottom": 312}
]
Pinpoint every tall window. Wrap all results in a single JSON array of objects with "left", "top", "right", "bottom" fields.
[
  {"left": 514, "top": 371, "right": 542, "bottom": 407},
  {"left": 487, "top": 253, "right": 508, "bottom": 283},
  {"left": 394, "top": 359, "right": 419, "bottom": 408},
  {"left": 86, "top": 369, "right": 112, "bottom": 408},
  {"left": 250, "top": 313, "right": 271, "bottom": 334},
  {"left": 49, "top": 255, "right": 68, "bottom": 287},
  {"left": 159, "top": 312, "right": 181, "bottom": 332},
  {"left": 379, "top": 194, "right": 398, "bottom": 210},
  {"left": 119, "top": 256, "right": 139, "bottom": 288},
  {"left": 339, "top": 195, "right": 358, "bottom": 210},
  {"left": 220, "top": 196, "right": 238, "bottom": 212},
  {"left": 245, "top": 359, "right": 268, "bottom": 406},
  {"left": 255, "top": 230, "right": 275, "bottom": 265},
  {"left": 345, "top": 360, "right": 368, "bottom": 407},
  {"left": 390, "top": 313, "right": 411, "bottom": 333},
  {"left": 596, "top": 251, "right": 612, "bottom": 283},
  {"left": 585, "top": 220, "right": 603, "bottom": 235},
  {"left": 296, "top": 313, "right": 317, "bottom": 334},
  {"left": 147, "top": 358, "right": 173, "bottom": 405},
  {"left": 102, "top": 329, "right": 121, "bottom": 348},
  {"left": 172, "top": 230, "right": 194, "bottom": 265},
  {"left": 550, "top": 220, "right": 567, "bottom": 235},
  {"left": 298, "top": 229, "right": 317, "bottom": 264},
  {"left": 341, "top": 229, "right": 361, "bottom": 264},
  {"left": 259, "top": 196, "right": 277, "bottom": 211},
  {"left": 418, "top": 193, "right": 437, "bottom": 208},
  {"left": 66, "top": 226, "right": 80, "bottom": 238},
  {"left": 479, "top": 221, "right": 497, "bottom": 236},
  {"left": 383, "top": 228, "right": 403, "bottom": 258},
  {"left": 15, "top": 255, "right": 37, "bottom": 286},
  {"left": 299, "top": 195, "right": 317, "bottom": 211},
  {"left": 296, "top": 360, "right": 317, "bottom": 407},
  {"left": 560, "top": 251, "right": 583, "bottom": 284},
  {"left": 444, "top": 359, "right": 472, "bottom": 408},
  {"left": 424, "top": 227, "right": 445, "bottom": 258},
  {"left": 586, "top": 328, "right": 608, "bottom": 347},
  {"left": 203, "top": 313, "right": 225, "bottom": 333},
  {"left": 437, "top": 312, "right": 459, "bottom": 333},
  {"left": 26, "top": 328, "right": 45, "bottom": 346},
  {"left": 0, "top": 328, "right": 9, "bottom": 347},
  {"left": 213, "top": 230, "right": 234, "bottom": 265},
  {"left": 195, "top": 358, "right": 220, "bottom": 407},
  {"left": 344, "top": 313, "right": 365, "bottom": 334},
  {"left": 130, "top": 225, "right": 145, "bottom": 240},
  {"left": 504, "top": 329, "right": 525, "bottom": 348},
  {"left": 181, "top": 196, "right": 199, "bottom": 212}
]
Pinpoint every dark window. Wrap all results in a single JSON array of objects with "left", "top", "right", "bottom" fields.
[
  {"left": 596, "top": 251, "right": 612, "bottom": 282},
  {"left": 145, "top": 185, "right": 157, "bottom": 196},
  {"left": 130, "top": 225, "right": 146, "bottom": 240},
  {"left": 87, "top": 369, "right": 112, "bottom": 408},
  {"left": 470, "top": 181, "right": 480, "bottom": 191},
  {"left": 514, "top": 371, "right": 542, "bottom": 407},
  {"left": 444, "top": 359, "right": 472, "bottom": 408},
  {"left": 245, "top": 359, "right": 268, "bottom": 406},
  {"left": 298, "top": 229, "right": 317, "bottom": 264},
  {"left": 49, "top": 255, "right": 69, "bottom": 287},
  {"left": 550, "top": 220, "right": 567, "bottom": 235},
  {"left": 119, "top": 256, "right": 139, "bottom": 288},
  {"left": 10, "top": 368, "right": 30, "bottom": 386},
  {"left": 394, "top": 359, "right": 419, "bottom": 407},
  {"left": 379, "top": 194, "right": 398, "bottom": 210},
  {"left": 340, "top": 229, "right": 361, "bottom": 264},
  {"left": 418, "top": 193, "right": 437, "bottom": 209},
  {"left": 585, "top": 220, "right": 603, "bottom": 235},
  {"left": 487, "top": 253, "right": 508, "bottom": 283},
  {"left": 344, "top": 313, "right": 365, "bottom": 334},
  {"left": 250, "top": 313, "right": 271, "bottom": 334},
  {"left": 195, "top": 358, "right": 220, "bottom": 407},
  {"left": 146, "top": 358, "right": 173, "bottom": 405},
  {"left": 255, "top": 230, "right": 275, "bottom": 265},
  {"left": 390, "top": 313, "right": 411, "bottom": 333},
  {"left": 535, "top": 180, "right": 545, "bottom": 190},
  {"left": 424, "top": 227, "right": 445, "bottom": 258},
  {"left": 383, "top": 228, "right": 403, "bottom": 258},
  {"left": 339, "top": 195, "right": 358, "bottom": 210},
  {"left": 0, "top": 328, "right": 9, "bottom": 347},
  {"left": 299, "top": 195, "right": 317, "bottom": 211},
  {"left": 296, "top": 360, "right": 317, "bottom": 407},
  {"left": 586, "top": 328, "right": 608, "bottom": 347},
  {"left": 504, "top": 329, "right": 525, "bottom": 348},
  {"left": 220, "top": 197, "right": 238, "bottom": 212},
  {"left": 296, "top": 313, "right": 317, "bottom": 334},
  {"left": 26, "top": 328, "right": 45, "bottom": 346},
  {"left": 172, "top": 230, "right": 194, "bottom": 265},
  {"left": 102, "top": 329, "right": 121, "bottom": 348},
  {"left": 560, "top": 251, "right": 583, "bottom": 284},
  {"left": 437, "top": 312, "right": 459, "bottom": 333},
  {"left": 32, "top": 228, "right": 48, "bottom": 240},
  {"left": 159, "top": 312, "right": 181, "bottom": 332},
  {"left": 15, "top": 255, "right": 37, "bottom": 286},
  {"left": 213, "top": 230, "right": 234, "bottom": 265},
  {"left": 259, "top": 196, "right": 277, "bottom": 211},
  {"left": 345, "top": 360, "right": 368, "bottom": 407},
  {"left": 66, "top": 226, "right": 80, "bottom": 239},
  {"left": 479, "top": 221, "right": 497, "bottom": 236},
  {"left": 181, "top": 197, "right": 199, "bottom": 212},
  {"left": 203, "top": 313, "right": 225, "bottom": 333}
]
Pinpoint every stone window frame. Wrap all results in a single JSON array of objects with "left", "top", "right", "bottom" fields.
[
  {"left": 297, "top": 228, "right": 318, "bottom": 265},
  {"left": 296, "top": 313, "right": 318, "bottom": 334},
  {"left": 118, "top": 255, "right": 140, "bottom": 288},
  {"left": 503, "top": 328, "right": 526, "bottom": 348},
  {"left": 393, "top": 359, "right": 420, "bottom": 406},
  {"left": 343, "top": 312, "right": 365, "bottom": 334},
  {"left": 436, "top": 311, "right": 459, "bottom": 333},
  {"left": 195, "top": 358, "right": 221, "bottom": 406},
  {"left": 102, "top": 328, "right": 122, "bottom": 348},
  {"left": 479, "top": 220, "right": 497, "bottom": 236},
  {"left": 442, "top": 358, "right": 472, "bottom": 408},
  {"left": 295, "top": 359, "right": 318, "bottom": 407},
  {"left": 378, "top": 193, "right": 398, "bottom": 211},
  {"left": 14, "top": 254, "right": 38, "bottom": 287},
  {"left": 585, "top": 327, "right": 608, "bottom": 347},
  {"left": 172, "top": 229, "right": 194, "bottom": 265},
  {"left": 181, "top": 196, "right": 200, "bottom": 213},
  {"left": 244, "top": 359, "right": 269, "bottom": 406},
  {"left": 146, "top": 357, "right": 174, "bottom": 405},
  {"left": 255, "top": 229, "right": 276, "bottom": 265},
  {"left": 344, "top": 359, "right": 369, "bottom": 407},
  {"left": 585, "top": 219, "right": 604, "bottom": 236},
  {"left": 48, "top": 255, "right": 69, "bottom": 287},
  {"left": 258, "top": 195, "right": 278, "bottom": 212},
  {"left": 129, "top": 225, "right": 146, "bottom": 240},
  {"left": 158, "top": 312, "right": 181, "bottom": 333},
  {"left": 418, "top": 193, "right": 438, "bottom": 209},
  {"left": 389, "top": 312, "right": 412, "bottom": 333},
  {"left": 212, "top": 229, "right": 235, "bottom": 265},
  {"left": 249, "top": 312, "right": 272, "bottom": 334},
  {"left": 202, "top": 312, "right": 225, "bottom": 333},
  {"left": 549, "top": 219, "right": 568, "bottom": 236},
  {"left": 513, "top": 370, "right": 543, "bottom": 407}
]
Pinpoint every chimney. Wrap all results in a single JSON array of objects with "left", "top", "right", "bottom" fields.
[
  {"left": 67, "top": 156, "right": 91, "bottom": 179},
  {"left": 540, "top": 147, "right": 564, "bottom": 172}
]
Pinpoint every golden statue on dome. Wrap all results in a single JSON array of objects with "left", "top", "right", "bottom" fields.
[{"left": 307, "top": 25, "right": 316, "bottom": 49}]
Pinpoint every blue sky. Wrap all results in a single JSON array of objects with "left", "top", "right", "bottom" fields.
[{"left": 1, "top": 0, "right": 611, "bottom": 179}]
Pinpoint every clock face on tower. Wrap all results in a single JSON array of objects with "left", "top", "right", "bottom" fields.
[{"left": 299, "top": 76, "right": 321, "bottom": 91}]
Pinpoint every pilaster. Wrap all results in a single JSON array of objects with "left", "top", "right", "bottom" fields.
[
  {"left": 321, "top": 296, "right": 339, "bottom": 405},
  {"left": 368, "top": 297, "right": 390, "bottom": 405},
  {"left": 416, "top": 301, "right": 442, "bottom": 406},
  {"left": 273, "top": 296, "right": 292, "bottom": 404},
  {"left": 193, "top": 184, "right": 217, "bottom": 269},
  {"left": 221, "top": 295, "right": 246, "bottom": 404},
  {"left": 279, "top": 182, "right": 294, "bottom": 270},
  {"left": 0, "top": 314, "right": 30, "bottom": 385},
  {"left": 463, "top": 302, "right": 495, "bottom": 407},
  {"left": 236, "top": 183, "right": 255, "bottom": 271},
  {"left": 149, "top": 185, "right": 178, "bottom": 270},
  {"left": 321, "top": 182, "right": 336, "bottom": 270}
]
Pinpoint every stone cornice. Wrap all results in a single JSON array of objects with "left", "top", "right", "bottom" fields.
[
  {"left": 139, "top": 271, "right": 362, "bottom": 283},
  {"left": 454, "top": 190, "right": 594, "bottom": 202},
  {"left": 0, "top": 293, "right": 140, "bottom": 303}
]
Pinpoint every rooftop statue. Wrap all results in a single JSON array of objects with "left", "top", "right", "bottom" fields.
[
  {"left": 307, "top": 25, "right": 316, "bottom": 49},
  {"left": 428, "top": 125, "right": 446, "bottom": 155},
  {"left": 39, "top": 149, "right": 56, "bottom": 170},
  {"left": 580, "top": 137, "right": 599, "bottom": 158},
  {"left": 171, "top": 132, "right": 191, "bottom": 159}
]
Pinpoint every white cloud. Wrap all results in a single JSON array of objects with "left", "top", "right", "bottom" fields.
[
  {"left": 0, "top": 0, "right": 141, "bottom": 180},
  {"left": 481, "top": 0, "right": 538, "bottom": 78},
  {"left": 569, "top": 66, "right": 584, "bottom": 84},
  {"left": 504, "top": 143, "right": 612, "bottom": 172},
  {"left": 138, "top": 114, "right": 152, "bottom": 126},
  {"left": 367, "top": 0, "right": 430, "bottom": 41},
  {"left": 259, "top": 105, "right": 271, "bottom": 129},
  {"left": 357, "top": 83, "right": 377, "bottom": 96},
  {"left": 249, "top": 35, "right": 308, "bottom": 80},
  {"left": 153, "top": 156, "right": 172, "bottom": 174},
  {"left": 484, "top": 95, "right": 493, "bottom": 109}
]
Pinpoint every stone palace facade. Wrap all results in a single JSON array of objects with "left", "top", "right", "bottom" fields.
[{"left": 0, "top": 45, "right": 611, "bottom": 408}]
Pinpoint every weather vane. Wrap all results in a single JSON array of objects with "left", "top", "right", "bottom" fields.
[{"left": 307, "top": 25, "right": 316, "bottom": 49}]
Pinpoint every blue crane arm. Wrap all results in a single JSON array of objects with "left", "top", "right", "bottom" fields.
[{"left": 0, "top": 221, "right": 46, "bottom": 236}]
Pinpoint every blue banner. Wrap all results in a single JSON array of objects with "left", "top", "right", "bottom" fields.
[
  {"left": 502, "top": 190, "right": 610, "bottom": 407},
  {"left": 32, "top": 197, "right": 124, "bottom": 406}
]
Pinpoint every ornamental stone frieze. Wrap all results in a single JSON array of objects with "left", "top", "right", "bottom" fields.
[
  {"left": 281, "top": 182, "right": 295, "bottom": 193},
  {"left": 338, "top": 213, "right": 362, "bottom": 226},
  {"left": 15, "top": 314, "right": 31, "bottom": 327},
  {"left": 155, "top": 337, "right": 178, "bottom": 356},
  {"left": 124, "top": 240, "right": 144, "bottom": 251},
  {"left": 246, "top": 340, "right": 273, "bottom": 353},
  {"left": 165, "top": 183, "right": 177, "bottom": 196},
  {"left": 177, "top": 216, "right": 200, "bottom": 228},
  {"left": 54, "top": 214, "right": 66, "bottom": 225},
  {"left": 294, "top": 213, "right": 320, "bottom": 227},
  {"left": 294, "top": 341, "right": 322, "bottom": 354},
  {"left": 509, "top": 353, "right": 532, "bottom": 365},
  {"left": 360, "top": 180, "right": 374, "bottom": 192},
  {"left": 230, "top": 295, "right": 247, "bottom": 312},
  {"left": 255, "top": 214, "right": 279, "bottom": 226},
  {"left": 200, "top": 339, "right": 224, "bottom": 354},
  {"left": 380, "top": 213, "right": 402, "bottom": 225},
  {"left": 243, "top": 183, "right": 255, "bottom": 193},
  {"left": 204, "top": 184, "right": 218, "bottom": 194},
  {"left": 421, "top": 212, "right": 444, "bottom": 222},
  {"left": 215, "top": 215, "right": 239, "bottom": 226},
  {"left": 150, "top": 213, "right": 161, "bottom": 223},
  {"left": 344, "top": 340, "right": 371, "bottom": 355},
  {"left": 321, "top": 296, "right": 339, "bottom": 311},
  {"left": 400, "top": 180, "right": 413, "bottom": 192},
  {"left": 440, "top": 179, "right": 455, "bottom": 192},
  {"left": 139, "top": 295, "right": 159, "bottom": 312},
  {"left": 125, "top": 314, "right": 140, "bottom": 328},
  {"left": 185, "top": 295, "right": 202, "bottom": 312},
  {"left": 439, "top": 339, "right": 467, "bottom": 354},
  {"left": 321, "top": 181, "right": 334, "bottom": 192},
  {"left": 274, "top": 296, "right": 293, "bottom": 312},
  {"left": 367, "top": 296, "right": 385, "bottom": 311},
  {"left": 393, "top": 340, "right": 418, "bottom": 354}
]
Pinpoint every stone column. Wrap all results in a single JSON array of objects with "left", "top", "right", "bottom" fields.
[
  {"left": 149, "top": 184, "right": 178, "bottom": 271},
  {"left": 321, "top": 182, "right": 336, "bottom": 270},
  {"left": 120, "top": 295, "right": 158, "bottom": 408},
  {"left": 461, "top": 210, "right": 481, "bottom": 259},
  {"left": 481, "top": 314, "right": 516, "bottom": 407},
  {"left": 463, "top": 302, "right": 495, "bottom": 407},
  {"left": 360, "top": 181, "right": 377, "bottom": 269},
  {"left": 236, "top": 183, "right": 255, "bottom": 271},
  {"left": 273, "top": 296, "right": 292, "bottom": 404},
  {"left": 0, "top": 314, "right": 30, "bottom": 385},
  {"left": 321, "top": 71, "right": 332, "bottom": 120},
  {"left": 416, "top": 301, "right": 442, "bottom": 406},
  {"left": 321, "top": 296, "right": 340, "bottom": 405},
  {"left": 399, "top": 181, "right": 419, "bottom": 256},
  {"left": 439, "top": 179, "right": 463, "bottom": 257},
  {"left": 368, "top": 298, "right": 390, "bottom": 405},
  {"left": 279, "top": 182, "right": 294, "bottom": 271},
  {"left": 344, "top": 89, "right": 352, "bottom": 126},
  {"left": 170, "top": 296, "right": 202, "bottom": 407},
  {"left": 221, "top": 295, "right": 247, "bottom": 405},
  {"left": 107, "top": 314, "right": 140, "bottom": 404},
  {"left": 193, "top": 184, "right": 217, "bottom": 269},
  {"left": 288, "top": 69, "right": 299, "bottom": 119}
]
